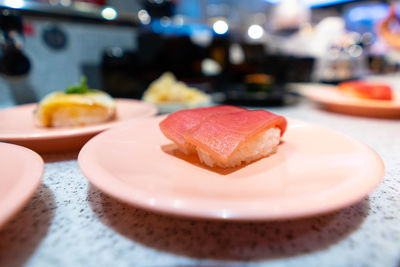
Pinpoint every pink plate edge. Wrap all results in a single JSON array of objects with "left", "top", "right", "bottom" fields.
[{"left": 0, "top": 143, "right": 44, "bottom": 228}]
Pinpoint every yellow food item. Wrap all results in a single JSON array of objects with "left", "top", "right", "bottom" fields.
[
  {"left": 34, "top": 90, "right": 116, "bottom": 127},
  {"left": 142, "top": 72, "right": 211, "bottom": 107}
]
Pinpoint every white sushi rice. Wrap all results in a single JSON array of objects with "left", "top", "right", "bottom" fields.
[{"left": 196, "top": 127, "right": 281, "bottom": 168}]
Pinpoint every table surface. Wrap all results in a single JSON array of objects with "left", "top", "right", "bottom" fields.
[{"left": 0, "top": 99, "right": 399, "bottom": 267}]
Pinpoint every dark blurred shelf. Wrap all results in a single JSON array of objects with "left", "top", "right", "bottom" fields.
[
  {"left": 0, "top": 0, "right": 139, "bottom": 26},
  {"left": 219, "top": 85, "right": 300, "bottom": 107}
]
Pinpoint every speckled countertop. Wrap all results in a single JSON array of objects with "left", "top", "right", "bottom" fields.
[{"left": 0, "top": 99, "right": 399, "bottom": 267}]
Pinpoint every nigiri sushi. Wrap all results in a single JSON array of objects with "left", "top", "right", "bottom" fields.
[
  {"left": 34, "top": 77, "right": 116, "bottom": 127},
  {"left": 338, "top": 81, "right": 393, "bottom": 101},
  {"left": 159, "top": 106, "right": 287, "bottom": 168}
]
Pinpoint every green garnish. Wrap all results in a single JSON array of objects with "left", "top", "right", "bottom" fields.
[{"left": 65, "top": 76, "right": 89, "bottom": 94}]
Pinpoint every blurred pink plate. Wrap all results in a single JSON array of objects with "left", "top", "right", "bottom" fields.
[
  {"left": 301, "top": 84, "right": 400, "bottom": 118},
  {"left": 0, "top": 99, "right": 157, "bottom": 153},
  {"left": 78, "top": 116, "right": 384, "bottom": 221},
  {"left": 0, "top": 143, "right": 43, "bottom": 228}
]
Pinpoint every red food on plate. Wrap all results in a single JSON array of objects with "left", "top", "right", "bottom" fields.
[
  {"left": 159, "top": 105, "right": 243, "bottom": 151},
  {"left": 159, "top": 106, "right": 287, "bottom": 168},
  {"left": 338, "top": 81, "right": 393, "bottom": 101}
]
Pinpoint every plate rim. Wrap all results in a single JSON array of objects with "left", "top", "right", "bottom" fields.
[
  {"left": 78, "top": 116, "right": 385, "bottom": 221},
  {"left": 0, "top": 99, "right": 157, "bottom": 141},
  {"left": 0, "top": 142, "right": 44, "bottom": 228},
  {"left": 301, "top": 85, "right": 400, "bottom": 111}
]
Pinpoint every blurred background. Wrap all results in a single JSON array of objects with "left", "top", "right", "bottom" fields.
[{"left": 0, "top": 0, "right": 399, "bottom": 107}]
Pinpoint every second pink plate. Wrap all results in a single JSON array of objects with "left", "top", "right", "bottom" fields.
[
  {"left": 0, "top": 99, "right": 157, "bottom": 153},
  {"left": 78, "top": 116, "right": 384, "bottom": 221},
  {"left": 301, "top": 84, "right": 400, "bottom": 118},
  {"left": 0, "top": 143, "right": 43, "bottom": 228}
]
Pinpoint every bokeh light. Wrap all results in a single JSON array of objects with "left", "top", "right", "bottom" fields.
[
  {"left": 248, "top": 24, "right": 264, "bottom": 40},
  {"left": 213, "top": 20, "right": 229, "bottom": 35},
  {"left": 101, "top": 7, "right": 118, "bottom": 21}
]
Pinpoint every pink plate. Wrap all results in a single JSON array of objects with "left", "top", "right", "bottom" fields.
[
  {"left": 0, "top": 143, "right": 43, "bottom": 228},
  {"left": 78, "top": 116, "right": 384, "bottom": 221},
  {"left": 0, "top": 99, "right": 157, "bottom": 153},
  {"left": 301, "top": 84, "right": 400, "bottom": 118}
]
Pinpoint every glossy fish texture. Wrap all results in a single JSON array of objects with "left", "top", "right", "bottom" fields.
[
  {"left": 159, "top": 105, "right": 243, "bottom": 149},
  {"left": 160, "top": 106, "right": 287, "bottom": 163},
  {"left": 185, "top": 110, "right": 287, "bottom": 163}
]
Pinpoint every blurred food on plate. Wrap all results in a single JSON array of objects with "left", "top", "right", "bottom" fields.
[
  {"left": 34, "top": 77, "right": 116, "bottom": 127},
  {"left": 142, "top": 72, "right": 211, "bottom": 108},
  {"left": 338, "top": 80, "right": 393, "bottom": 101}
]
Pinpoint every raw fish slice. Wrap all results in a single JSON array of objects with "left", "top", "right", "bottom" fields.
[
  {"left": 159, "top": 105, "right": 243, "bottom": 149},
  {"left": 184, "top": 110, "right": 287, "bottom": 164}
]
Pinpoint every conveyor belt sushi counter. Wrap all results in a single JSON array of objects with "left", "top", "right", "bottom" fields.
[{"left": 0, "top": 87, "right": 399, "bottom": 267}]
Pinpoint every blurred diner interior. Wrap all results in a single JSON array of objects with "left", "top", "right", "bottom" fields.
[{"left": 0, "top": 0, "right": 399, "bottom": 108}]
